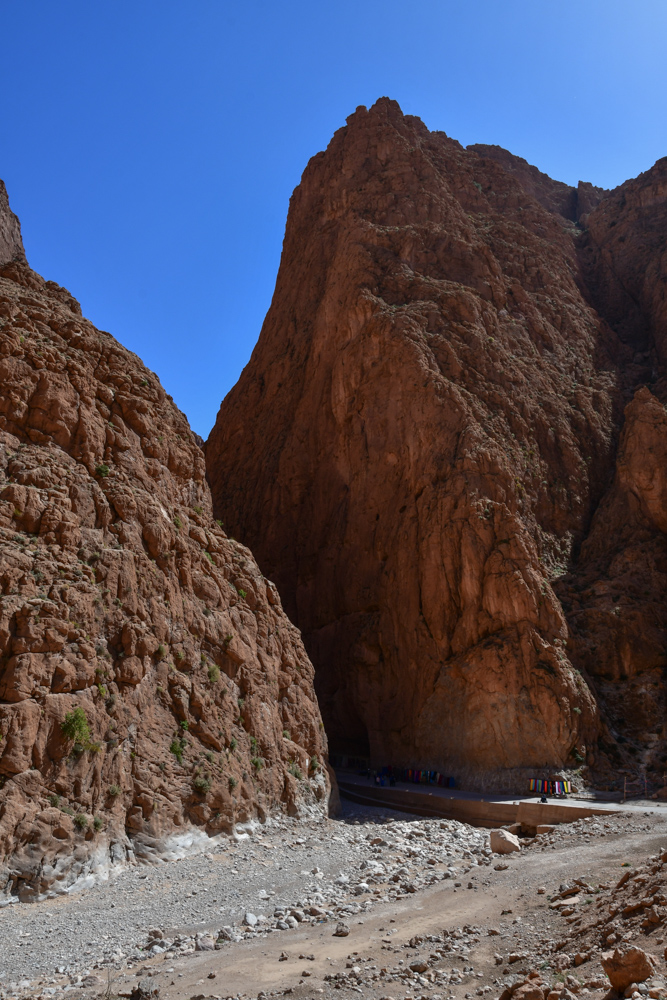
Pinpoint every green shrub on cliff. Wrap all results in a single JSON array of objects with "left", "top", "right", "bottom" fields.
[{"left": 61, "top": 707, "right": 90, "bottom": 746}]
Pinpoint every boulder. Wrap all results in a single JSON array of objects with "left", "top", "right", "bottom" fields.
[
  {"left": 130, "top": 981, "right": 159, "bottom": 1000},
  {"left": 601, "top": 946, "right": 657, "bottom": 992},
  {"left": 490, "top": 829, "right": 521, "bottom": 854},
  {"left": 195, "top": 934, "right": 216, "bottom": 951}
]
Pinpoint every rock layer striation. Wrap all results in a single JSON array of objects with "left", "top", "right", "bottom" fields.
[
  {"left": 207, "top": 98, "right": 667, "bottom": 790},
  {"left": 0, "top": 190, "right": 330, "bottom": 901}
]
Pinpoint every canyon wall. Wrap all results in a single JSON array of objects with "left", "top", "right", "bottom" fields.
[
  {"left": 554, "top": 157, "right": 667, "bottom": 779},
  {"left": 207, "top": 98, "right": 667, "bottom": 791},
  {"left": 0, "top": 190, "right": 330, "bottom": 901}
]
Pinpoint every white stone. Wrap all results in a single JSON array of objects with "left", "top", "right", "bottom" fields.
[{"left": 490, "top": 829, "right": 521, "bottom": 854}]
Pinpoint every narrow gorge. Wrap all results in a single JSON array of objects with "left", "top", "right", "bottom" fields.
[{"left": 2, "top": 94, "right": 667, "bottom": 904}]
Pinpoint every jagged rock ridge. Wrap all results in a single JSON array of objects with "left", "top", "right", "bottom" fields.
[
  {"left": 207, "top": 97, "right": 667, "bottom": 792},
  {"left": 0, "top": 189, "right": 331, "bottom": 901},
  {"left": 0, "top": 180, "right": 25, "bottom": 267}
]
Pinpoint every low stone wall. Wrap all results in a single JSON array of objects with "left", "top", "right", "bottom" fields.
[{"left": 337, "top": 779, "right": 618, "bottom": 830}]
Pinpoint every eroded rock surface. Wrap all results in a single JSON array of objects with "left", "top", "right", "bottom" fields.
[
  {"left": 0, "top": 180, "right": 24, "bottom": 267},
  {"left": 207, "top": 98, "right": 667, "bottom": 790},
  {"left": 0, "top": 193, "right": 330, "bottom": 900},
  {"left": 206, "top": 98, "right": 621, "bottom": 786}
]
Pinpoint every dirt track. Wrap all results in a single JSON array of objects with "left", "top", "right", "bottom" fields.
[{"left": 108, "top": 808, "right": 667, "bottom": 1000}]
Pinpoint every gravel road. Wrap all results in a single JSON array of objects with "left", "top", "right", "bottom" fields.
[{"left": 0, "top": 799, "right": 658, "bottom": 998}]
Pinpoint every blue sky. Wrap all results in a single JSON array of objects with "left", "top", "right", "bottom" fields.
[{"left": 2, "top": 1, "right": 666, "bottom": 437}]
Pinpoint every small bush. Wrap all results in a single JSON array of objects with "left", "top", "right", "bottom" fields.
[
  {"left": 208, "top": 663, "right": 220, "bottom": 683},
  {"left": 282, "top": 729, "right": 291, "bottom": 740},
  {"left": 74, "top": 813, "right": 88, "bottom": 830},
  {"left": 250, "top": 735, "right": 258, "bottom": 752},
  {"left": 175, "top": 650, "right": 184, "bottom": 660},
  {"left": 61, "top": 707, "right": 90, "bottom": 745},
  {"left": 229, "top": 737, "right": 237, "bottom": 752},
  {"left": 572, "top": 706, "right": 582, "bottom": 714},
  {"left": 95, "top": 463, "right": 110, "bottom": 478},
  {"left": 173, "top": 516, "right": 182, "bottom": 530},
  {"left": 109, "top": 783, "right": 121, "bottom": 797},
  {"left": 93, "top": 816, "right": 103, "bottom": 831},
  {"left": 205, "top": 551, "right": 214, "bottom": 563},
  {"left": 170, "top": 738, "right": 185, "bottom": 764},
  {"left": 288, "top": 760, "right": 303, "bottom": 780},
  {"left": 156, "top": 644, "right": 166, "bottom": 660},
  {"left": 228, "top": 775, "right": 238, "bottom": 791},
  {"left": 193, "top": 505, "right": 203, "bottom": 515},
  {"left": 97, "top": 684, "right": 107, "bottom": 698},
  {"left": 48, "top": 793, "right": 60, "bottom": 808},
  {"left": 180, "top": 720, "right": 189, "bottom": 730},
  {"left": 238, "top": 589, "right": 247, "bottom": 599},
  {"left": 310, "top": 755, "right": 320, "bottom": 773},
  {"left": 193, "top": 775, "right": 211, "bottom": 794},
  {"left": 60, "top": 805, "right": 74, "bottom": 816},
  {"left": 251, "top": 756, "right": 263, "bottom": 772}
]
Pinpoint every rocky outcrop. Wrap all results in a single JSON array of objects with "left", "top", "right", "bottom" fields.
[
  {"left": 0, "top": 194, "right": 330, "bottom": 900},
  {"left": 467, "top": 145, "right": 607, "bottom": 223},
  {"left": 206, "top": 98, "right": 632, "bottom": 789},
  {"left": 555, "top": 389, "right": 667, "bottom": 766},
  {"left": 581, "top": 155, "right": 667, "bottom": 358},
  {"left": 0, "top": 181, "right": 25, "bottom": 267},
  {"left": 554, "top": 156, "right": 667, "bottom": 783}
]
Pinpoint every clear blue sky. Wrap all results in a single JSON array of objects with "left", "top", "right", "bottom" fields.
[{"left": 2, "top": 1, "right": 666, "bottom": 437}]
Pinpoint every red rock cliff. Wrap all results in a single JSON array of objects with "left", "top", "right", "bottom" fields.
[
  {"left": 207, "top": 98, "right": 641, "bottom": 790},
  {"left": 553, "top": 156, "right": 667, "bottom": 782},
  {"left": 0, "top": 191, "right": 330, "bottom": 901}
]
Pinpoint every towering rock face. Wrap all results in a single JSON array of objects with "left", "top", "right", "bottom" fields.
[
  {"left": 554, "top": 157, "right": 667, "bottom": 776},
  {"left": 207, "top": 98, "right": 640, "bottom": 789},
  {"left": 0, "top": 189, "right": 330, "bottom": 901}
]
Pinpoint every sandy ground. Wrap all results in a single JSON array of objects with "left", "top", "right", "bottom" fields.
[{"left": 89, "top": 806, "right": 667, "bottom": 1000}]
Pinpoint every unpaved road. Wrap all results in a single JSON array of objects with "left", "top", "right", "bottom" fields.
[
  {"left": 143, "top": 813, "right": 667, "bottom": 1000},
  {"left": 2, "top": 802, "right": 666, "bottom": 1000}
]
